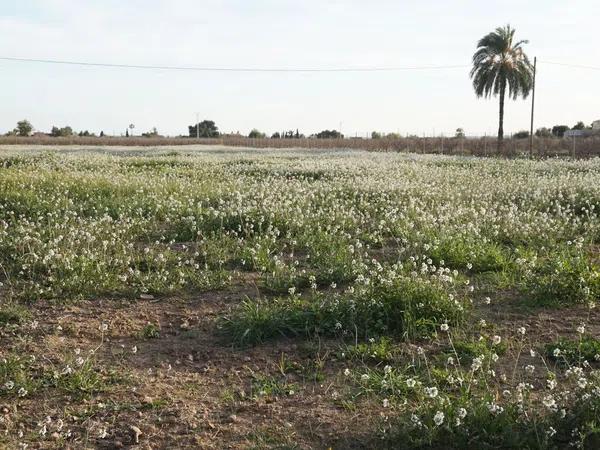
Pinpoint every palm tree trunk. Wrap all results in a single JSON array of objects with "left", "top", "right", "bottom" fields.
[{"left": 497, "top": 83, "right": 505, "bottom": 153}]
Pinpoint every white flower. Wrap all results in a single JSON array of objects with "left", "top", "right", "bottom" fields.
[
  {"left": 433, "top": 411, "right": 444, "bottom": 426},
  {"left": 492, "top": 335, "right": 501, "bottom": 345},
  {"left": 542, "top": 395, "right": 557, "bottom": 410},
  {"left": 525, "top": 365, "right": 535, "bottom": 374},
  {"left": 487, "top": 403, "right": 504, "bottom": 415},
  {"left": 457, "top": 407, "right": 467, "bottom": 419},
  {"left": 578, "top": 378, "right": 588, "bottom": 389},
  {"left": 471, "top": 356, "right": 484, "bottom": 371},
  {"left": 406, "top": 378, "right": 416, "bottom": 388},
  {"left": 553, "top": 348, "right": 561, "bottom": 357},
  {"left": 440, "top": 323, "right": 449, "bottom": 332},
  {"left": 383, "top": 398, "right": 389, "bottom": 408},
  {"left": 576, "top": 324, "right": 586, "bottom": 334},
  {"left": 383, "top": 365, "right": 392, "bottom": 374},
  {"left": 411, "top": 414, "right": 422, "bottom": 427},
  {"left": 344, "top": 368, "right": 351, "bottom": 377},
  {"left": 517, "top": 327, "right": 526, "bottom": 335},
  {"left": 361, "top": 373, "right": 370, "bottom": 381},
  {"left": 425, "top": 386, "right": 438, "bottom": 398}
]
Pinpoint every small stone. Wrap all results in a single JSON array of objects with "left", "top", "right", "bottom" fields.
[
  {"left": 51, "top": 432, "right": 60, "bottom": 440},
  {"left": 140, "top": 294, "right": 154, "bottom": 300},
  {"left": 228, "top": 414, "right": 238, "bottom": 423}
]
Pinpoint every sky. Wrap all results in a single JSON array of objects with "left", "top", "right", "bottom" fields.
[{"left": 1, "top": 0, "right": 599, "bottom": 137}]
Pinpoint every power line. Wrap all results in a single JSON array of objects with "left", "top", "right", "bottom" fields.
[
  {"left": 0, "top": 56, "right": 470, "bottom": 72},
  {"left": 2, "top": 56, "right": 599, "bottom": 73},
  {"left": 3, "top": 56, "right": 599, "bottom": 73},
  {"left": 539, "top": 60, "right": 600, "bottom": 71}
]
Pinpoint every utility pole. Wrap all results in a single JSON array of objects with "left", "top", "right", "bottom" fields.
[
  {"left": 195, "top": 113, "right": 200, "bottom": 139},
  {"left": 529, "top": 56, "right": 537, "bottom": 158}
]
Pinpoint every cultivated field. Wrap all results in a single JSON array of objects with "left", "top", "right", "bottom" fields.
[
  {"left": 2, "top": 135, "right": 600, "bottom": 158},
  {"left": 2, "top": 146, "right": 600, "bottom": 449}
]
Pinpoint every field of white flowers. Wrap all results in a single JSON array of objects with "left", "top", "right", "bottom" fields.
[{"left": 2, "top": 146, "right": 600, "bottom": 449}]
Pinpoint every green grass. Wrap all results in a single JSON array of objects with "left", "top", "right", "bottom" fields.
[
  {"left": 0, "top": 304, "right": 31, "bottom": 326},
  {"left": 546, "top": 335, "right": 600, "bottom": 365},
  {"left": 141, "top": 323, "right": 161, "bottom": 339},
  {"left": 221, "top": 273, "right": 468, "bottom": 346}
]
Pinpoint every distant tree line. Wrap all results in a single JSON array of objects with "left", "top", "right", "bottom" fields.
[
  {"left": 511, "top": 121, "right": 594, "bottom": 139},
  {"left": 3, "top": 120, "right": 164, "bottom": 138},
  {"left": 5, "top": 119, "right": 598, "bottom": 141}
]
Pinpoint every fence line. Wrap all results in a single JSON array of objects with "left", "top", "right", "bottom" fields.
[{"left": 1, "top": 135, "right": 599, "bottom": 158}]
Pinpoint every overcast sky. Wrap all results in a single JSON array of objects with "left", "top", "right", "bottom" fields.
[{"left": 1, "top": 0, "right": 598, "bottom": 137}]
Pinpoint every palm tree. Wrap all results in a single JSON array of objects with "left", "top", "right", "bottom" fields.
[{"left": 470, "top": 25, "right": 533, "bottom": 151}]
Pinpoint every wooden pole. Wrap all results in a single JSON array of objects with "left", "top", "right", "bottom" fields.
[{"left": 529, "top": 56, "right": 537, "bottom": 158}]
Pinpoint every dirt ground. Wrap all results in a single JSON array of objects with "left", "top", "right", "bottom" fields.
[{"left": 3, "top": 272, "right": 599, "bottom": 450}]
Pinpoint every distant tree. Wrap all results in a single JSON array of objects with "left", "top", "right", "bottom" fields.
[
  {"left": 51, "top": 126, "right": 74, "bottom": 137},
  {"left": 125, "top": 129, "right": 129, "bottom": 137},
  {"left": 270, "top": 132, "right": 281, "bottom": 139},
  {"left": 371, "top": 131, "right": 382, "bottom": 139},
  {"left": 100, "top": 131, "right": 105, "bottom": 137},
  {"left": 535, "top": 127, "right": 552, "bottom": 138},
  {"left": 142, "top": 127, "right": 160, "bottom": 137},
  {"left": 552, "top": 125, "right": 569, "bottom": 138},
  {"left": 470, "top": 25, "right": 534, "bottom": 150},
  {"left": 315, "top": 130, "right": 343, "bottom": 139},
  {"left": 385, "top": 132, "right": 402, "bottom": 139},
  {"left": 79, "top": 130, "right": 93, "bottom": 137},
  {"left": 188, "top": 120, "right": 219, "bottom": 138},
  {"left": 281, "top": 130, "right": 304, "bottom": 139},
  {"left": 455, "top": 128, "right": 465, "bottom": 138},
  {"left": 248, "top": 129, "right": 266, "bottom": 139},
  {"left": 15, "top": 120, "right": 33, "bottom": 136},
  {"left": 513, "top": 130, "right": 530, "bottom": 139},
  {"left": 572, "top": 121, "right": 586, "bottom": 130}
]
